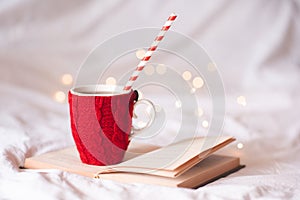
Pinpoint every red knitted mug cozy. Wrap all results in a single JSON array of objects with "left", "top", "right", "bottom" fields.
[{"left": 68, "top": 90, "right": 138, "bottom": 165}]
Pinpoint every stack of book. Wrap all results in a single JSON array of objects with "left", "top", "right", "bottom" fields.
[{"left": 24, "top": 136, "right": 243, "bottom": 188}]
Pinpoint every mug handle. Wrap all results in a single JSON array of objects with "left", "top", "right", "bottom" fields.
[{"left": 131, "top": 99, "right": 156, "bottom": 135}]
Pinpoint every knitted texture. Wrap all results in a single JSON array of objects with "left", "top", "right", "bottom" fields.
[{"left": 68, "top": 90, "right": 138, "bottom": 166}]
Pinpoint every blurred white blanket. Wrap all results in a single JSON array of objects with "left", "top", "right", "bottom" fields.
[{"left": 1, "top": 0, "right": 300, "bottom": 199}]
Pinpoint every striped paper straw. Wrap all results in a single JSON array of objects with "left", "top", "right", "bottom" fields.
[{"left": 123, "top": 13, "right": 177, "bottom": 91}]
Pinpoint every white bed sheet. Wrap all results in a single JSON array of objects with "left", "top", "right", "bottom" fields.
[{"left": 1, "top": 0, "right": 300, "bottom": 199}]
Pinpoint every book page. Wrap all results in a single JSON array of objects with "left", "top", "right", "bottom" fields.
[{"left": 99, "top": 136, "right": 235, "bottom": 176}]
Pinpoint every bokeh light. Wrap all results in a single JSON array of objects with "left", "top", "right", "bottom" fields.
[
  {"left": 54, "top": 91, "right": 66, "bottom": 103},
  {"left": 207, "top": 62, "right": 216, "bottom": 72},
  {"left": 237, "top": 95, "right": 247, "bottom": 106},
  {"left": 190, "top": 88, "right": 196, "bottom": 94},
  {"left": 106, "top": 77, "right": 116, "bottom": 85},
  {"left": 136, "top": 49, "right": 146, "bottom": 59},
  {"left": 237, "top": 142, "right": 244, "bottom": 149},
  {"left": 61, "top": 74, "right": 73, "bottom": 85},
  {"left": 144, "top": 64, "right": 155, "bottom": 75},
  {"left": 156, "top": 64, "right": 167, "bottom": 75},
  {"left": 202, "top": 120, "right": 209, "bottom": 128},
  {"left": 182, "top": 70, "right": 192, "bottom": 81},
  {"left": 195, "top": 107, "right": 204, "bottom": 117},
  {"left": 192, "top": 77, "right": 204, "bottom": 88}
]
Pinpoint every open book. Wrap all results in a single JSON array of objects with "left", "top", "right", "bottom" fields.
[{"left": 23, "top": 136, "right": 243, "bottom": 188}]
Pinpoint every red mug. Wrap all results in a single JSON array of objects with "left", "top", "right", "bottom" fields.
[{"left": 68, "top": 85, "right": 154, "bottom": 166}]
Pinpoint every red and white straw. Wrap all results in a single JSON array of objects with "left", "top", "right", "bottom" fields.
[{"left": 123, "top": 13, "right": 177, "bottom": 91}]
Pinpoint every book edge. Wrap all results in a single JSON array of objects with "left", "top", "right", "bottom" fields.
[{"left": 178, "top": 156, "right": 241, "bottom": 188}]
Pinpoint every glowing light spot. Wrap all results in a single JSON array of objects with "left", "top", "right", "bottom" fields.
[
  {"left": 61, "top": 74, "right": 73, "bottom": 85},
  {"left": 175, "top": 100, "right": 182, "bottom": 108},
  {"left": 237, "top": 95, "right": 247, "bottom": 106},
  {"left": 182, "top": 71, "right": 192, "bottom": 81},
  {"left": 195, "top": 107, "right": 204, "bottom": 117},
  {"left": 144, "top": 64, "right": 155, "bottom": 75},
  {"left": 190, "top": 88, "right": 196, "bottom": 94},
  {"left": 156, "top": 64, "right": 167, "bottom": 75},
  {"left": 202, "top": 120, "right": 209, "bottom": 128},
  {"left": 106, "top": 77, "right": 116, "bottom": 85},
  {"left": 193, "top": 77, "right": 204, "bottom": 88},
  {"left": 54, "top": 91, "right": 66, "bottom": 103},
  {"left": 237, "top": 142, "right": 244, "bottom": 149},
  {"left": 136, "top": 49, "right": 146, "bottom": 59},
  {"left": 207, "top": 62, "right": 217, "bottom": 72}
]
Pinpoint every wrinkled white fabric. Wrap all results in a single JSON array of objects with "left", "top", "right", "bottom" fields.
[{"left": 0, "top": 0, "right": 300, "bottom": 199}]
